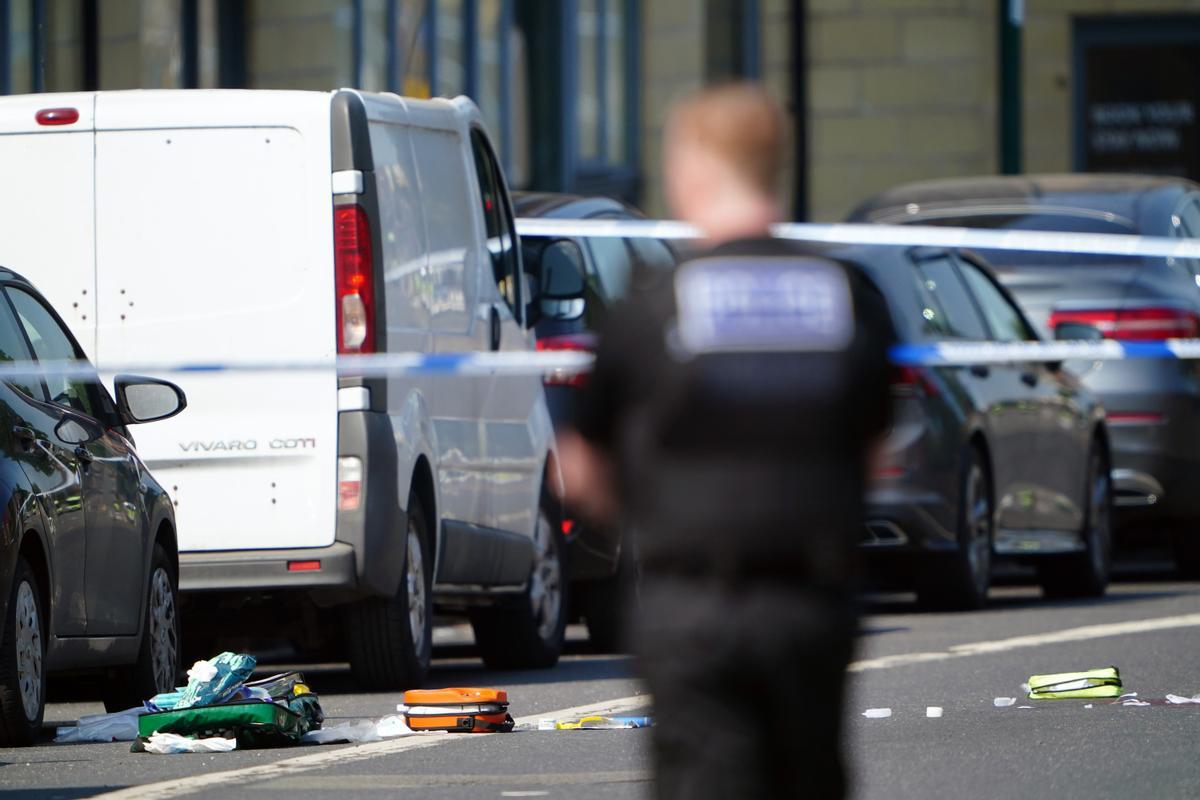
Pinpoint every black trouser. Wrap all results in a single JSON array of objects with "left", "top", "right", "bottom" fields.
[{"left": 634, "top": 574, "right": 856, "bottom": 800}]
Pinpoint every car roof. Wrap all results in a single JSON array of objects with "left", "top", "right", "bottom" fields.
[
  {"left": 849, "top": 173, "right": 1200, "bottom": 229},
  {"left": 511, "top": 191, "right": 639, "bottom": 220}
]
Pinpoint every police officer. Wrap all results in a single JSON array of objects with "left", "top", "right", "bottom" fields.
[{"left": 558, "top": 84, "right": 895, "bottom": 799}]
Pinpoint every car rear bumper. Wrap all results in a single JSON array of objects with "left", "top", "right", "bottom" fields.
[
  {"left": 862, "top": 486, "right": 958, "bottom": 555},
  {"left": 179, "top": 543, "right": 358, "bottom": 591}
]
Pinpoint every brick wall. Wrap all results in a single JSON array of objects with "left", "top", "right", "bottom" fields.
[{"left": 805, "top": 0, "right": 996, "bottom": 222}]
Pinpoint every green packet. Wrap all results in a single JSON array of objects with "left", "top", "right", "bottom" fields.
[{"left": 1028, "top": 666, "right": 1122, "bottom": 699}]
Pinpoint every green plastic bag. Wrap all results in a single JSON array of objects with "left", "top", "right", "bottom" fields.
[{"left": 1028, "top": 666, "right": 1122, "bottom": 699}]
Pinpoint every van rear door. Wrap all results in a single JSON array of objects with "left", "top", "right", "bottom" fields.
[
  {"left": 0, "top": 94, "right": 97, "bottom": 352},
  {"left": 92, "top": 91, "right": 338, "bottom": 553}
]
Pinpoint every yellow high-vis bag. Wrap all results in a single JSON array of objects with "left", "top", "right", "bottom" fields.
[{"left": 1027, "top": 667, "right": 1122, "bottom": 699}]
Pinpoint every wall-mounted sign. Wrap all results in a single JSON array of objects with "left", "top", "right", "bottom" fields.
[{"left": 1075, "top": 17, "right": 1200, "bottom": 179}]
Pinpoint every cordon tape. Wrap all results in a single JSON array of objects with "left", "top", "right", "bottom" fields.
[{"left": 5, "top": 218, "right": 1200, "bottom": 380}]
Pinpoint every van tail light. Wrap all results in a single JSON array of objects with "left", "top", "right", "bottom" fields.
[
  {"left": 334, "top": 204, "right": 375, "bottom": 354},
  {"left": 536, "top": 333, "right": 596, "bottom": 387},
  {"left": 338, "top": 457, "right": 363, "bottom": 511},
  {"left": 1048, "top": 307, "right": 1200, "bottom": 341},
  {"left": 890, "top": 365, "right": 938, "bottom": 398}
]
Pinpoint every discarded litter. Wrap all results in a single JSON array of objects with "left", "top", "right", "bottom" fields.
[
  {"left": 1084, "top": 704, "right": 1093, "bottom": 709},
  {"left": 862, "top": 708, "right": 892, "bottom": 719},
  {"left": 925, "top": 707, "right": 943, "bottom": 718},
  {"left": 540, "top": 716, "right": 654, "bottom": 730},
  {"left": 993, "top": 697, "right": 1016, "bottom": 707},
  {"left": 1165, "top": 694, "right": 1200, "bottom": 705},
  {"left": 1027, "top": 667, "right": 1122, "bottom": 700},
  {"left": 143, "top": 732, "right": 237, "bottom": 754},
  {"left": 300, "top": 715, "right": 413, "bottom": 744},
  {"left": 401, "top": 688, "right": 514, "bottom": 733},
  {"left": 1119, "top": 698, "right": 1150, "bottom": 707},
  {"left": 55, "top": 706, "right": 144, "bottom": 743},
  {"left": 151, "top": 652, "right": 258, "bottom": 711}
]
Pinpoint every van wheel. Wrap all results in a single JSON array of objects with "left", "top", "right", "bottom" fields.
[
  {"left": 104, "top": 544, "right": 181, "bottom": 712},
  {"left": 917, "top": 447, "right": 992, "bottom": 610},
  {"left": 346, "top": 492, "right": 433, "bottom": 690},
  {"left": 581, "top": 538, "right": 636, "bottom": 653},
  {"left": 0, "top": 557, "right": 46, "bottom": 746},
  {"left": 1039, "top": 445, "right": 1112, "bottom": 598},
  {"left": 471, "top": 496, "right": 567, "bottom": 669}
]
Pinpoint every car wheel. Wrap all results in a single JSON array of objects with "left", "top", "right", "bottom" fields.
[
  {"left": 345, "top": 491, "right": 433, "bottom": 690},
  {"left": 0, "top": 556, "right": 46, "bottom": 746},
  {"left": 1039, "top": 444, "right": 1112, "bottom": 598},
  {"left": 471, "top": 493, "right": 568, "bottom": 670},
  {"left": 917, "top": 446, "right": 992, "bottom": 610},
  {"left": 103, "top": 544, "right": 180, "bottom": 712},
  {"left": 580, "top": 537, "right": 637, "bottom": 653}
]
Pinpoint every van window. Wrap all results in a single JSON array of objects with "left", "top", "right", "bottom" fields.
[
  {"left": 368, "top": 121, "right": 431, "bottom": 334},
  {"left": 470, "top": 129, "right": 522, "bottom": 321},
  {"left": 410, "top": 127, "right": 474, "bottom": 333},
  {"left": 7, "top": 288, "right": 96, "bottom": 417}
]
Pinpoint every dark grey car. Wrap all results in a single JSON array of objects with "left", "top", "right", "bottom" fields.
[
  {"left": 850, "top": 175, "right": 1200, "bottom": 574},
  {"left": 834, "top": 244, "right": 1111, "bottom": 609}
]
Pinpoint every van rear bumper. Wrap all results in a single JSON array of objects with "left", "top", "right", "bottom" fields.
[{"left": 179, "top": 544, "right": 358, "bottom": 592}]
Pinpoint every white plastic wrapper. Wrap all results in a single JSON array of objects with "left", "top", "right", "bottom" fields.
[
  {"left": 993, "top": 697, "right": 1016, "bottom": 707},
  {"left": 1165, "top": 694, "right": 1200, "bottom": 705},
  {"left": 55, "top": 707, "right": 144, "bottom": 743},
  {"left": 925, "top": 707, "right": 943, "bottom": 718},
  {"left": 862, "top": 708, "right": 891, "bottom": 719},
  {"left": 186, "top": 660, "right": 219, "bottom": 683},
  {"left": 143, "top": 733, "right": 236, "bottom": 754}
]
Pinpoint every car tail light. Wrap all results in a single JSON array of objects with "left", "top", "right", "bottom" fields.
[
  {"left": 537, "top": 333, "right": 596, "bottom": 387},
  {"left": 1048, "top": 307, "right": 1200, "bottom": 341},
  {"left": 890, "top": 365, "right": 938, "bottom": 398},
  {"left": 1107, "top": 411, "right": 1165, "bottom": 425},
  {"left": 35, "top": 107, "right": 79, "bottom": 126},
  {"left": 288, "top": 560, "right": 322, "bottom": 572},
  {"left": 338, "top": 456, "right": 363, "bottom": 511},
  {"left": 334, "top": 204, "right": 374, "bottom": 354}
]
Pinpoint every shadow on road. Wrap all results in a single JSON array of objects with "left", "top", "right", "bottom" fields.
[{"left": 0, "top": 790, "right": 116, "bottom": 799}]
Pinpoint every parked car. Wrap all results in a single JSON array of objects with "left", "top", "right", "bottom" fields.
[
  {"left": 850, "top": 175, "right": 1200, "bottom": 575},
  {"left": 512, "top": 192, "right": 677, "bottom": 648},
  {"left": 0, "top": 89, "right": 562, "bottom": 688},
  {"left": 0, "top": 267, "right": 185, "bottom": 744},
  {"left": 831, "top": 244, "right": 1111, "bottom": 608}
]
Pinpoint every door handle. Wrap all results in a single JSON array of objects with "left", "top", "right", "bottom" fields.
[
  {"left": 1020, "top": 370, "right": 1039, "bottom": 387},
  {"left": 73, "top": 446, "right": 94, "bottom": 464},
  {"left": 969, "top": 364, "right": 990, "bottom": 378}
]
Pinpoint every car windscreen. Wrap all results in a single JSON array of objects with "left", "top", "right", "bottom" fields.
[{"left": 909, "top": 212, "right": 1139, "bottom": 268}]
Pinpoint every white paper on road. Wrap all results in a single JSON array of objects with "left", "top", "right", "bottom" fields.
[
  {"left": 54, "top": 706, "right": 144, "bottom": 743},
  {"left": 862, "top": 708, "right": 892, "bottom": 719},
  {"left": 143, "top": 733, "right": 237, "bottom": 754},
  {"left": 925, "top": 707, "right": 943, "bottom": 718},
  {"left": 994, "top": 697, "right": 1016, "bottom": 707},
  {"left": 1164, "top": 694, "right": 1200, "bottom": 704}
]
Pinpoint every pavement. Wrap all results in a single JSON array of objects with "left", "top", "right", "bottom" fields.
[{"left": 6, "top": 560, "right": 1200, "bottom": 799}]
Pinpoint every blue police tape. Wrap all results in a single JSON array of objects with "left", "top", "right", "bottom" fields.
[
  {"left": 514, "top": 217, "right": 1200, "bottom": 261},
  {"left": 0, "top": 340, "right": 1198, "bottom": 382}
]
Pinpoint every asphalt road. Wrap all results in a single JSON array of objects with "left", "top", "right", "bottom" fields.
[{"left": 6, "top": 562, "right": 1200, "bottom": 799}]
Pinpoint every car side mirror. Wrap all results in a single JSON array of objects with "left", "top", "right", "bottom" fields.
[
  {"left": 1054, "top": 322, "right": 1104, "bottom": 341},
  {"left": 114, "top": 375, "right": 187, "bottom": 424},
  {"left": 540, "top": 240, "right": 587, "bottom": 301},
  {"left": 55, "top": 415, "right": 103, "bottom": 446}
]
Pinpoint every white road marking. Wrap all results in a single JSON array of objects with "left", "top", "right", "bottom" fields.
[
  {"left": 91, "top": 694, "right": 652, "bottom": 800},
  {"left": 501, "top": 793, "right": 550, "bottom": 797},
  {"left": 849, "top": 612, "right": 1200, "bottom": 672}
]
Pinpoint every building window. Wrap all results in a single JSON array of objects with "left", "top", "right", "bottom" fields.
[
  {"left": 577, "top": 0, "right": 629, "bottom": 166},
  {"left": 705, "top": 0, "right": 760, "bottom": 82}
]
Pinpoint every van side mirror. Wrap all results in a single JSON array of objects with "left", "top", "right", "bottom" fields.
[
  {"left": 1054, "top": 322, "right": 1104, "bottom": 341},
  {"left": 114, "top": 375, "right": 187, "bottom": 424}
]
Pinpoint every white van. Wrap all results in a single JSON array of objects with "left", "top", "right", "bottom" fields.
[{"left": 0, "top": 89, "right": 564, "bottom": 688}]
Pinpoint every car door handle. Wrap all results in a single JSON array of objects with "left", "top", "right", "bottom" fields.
[
  {"left": 1020, "top": 370, "right": 1039, "bottom": 387},
  {"left": 489, "top": 305, "right": 502, "bottom": 351},
  {"left": 12, "top": 425, "right": 35, "bottom": 445},
  {"left": 73, "top": 446, "right": 94, "bottom": 464}
]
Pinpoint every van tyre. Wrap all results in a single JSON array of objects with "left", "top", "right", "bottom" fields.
[
  {"left": 104, "top": 544, "right": 181, "bottom": 713},
  {"left": 0, "top": 557, "right": 46, "bottom": 746},
  {"left": 471, "top": 495, "right": 567, "bottom": 669},
  {"left": 917, "top": 447, "right": 993, "bottom": 610},
  {"left": 1039, "top": 445, "right": 1112, "bottom": 598},
  {"left": 346, "top": 492, "right": 433, "bottom": 690}
]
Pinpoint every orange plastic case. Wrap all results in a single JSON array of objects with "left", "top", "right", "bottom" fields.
[{"left": 402, "top": 688, "right": 513, "bottom": 733}]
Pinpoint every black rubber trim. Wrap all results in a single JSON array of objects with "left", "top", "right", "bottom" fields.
[
  {"left": 331, "top": 90, "right": 373, "bottom": 172},
  {"left": 179, "top": 544, "right": 357, "bottom": 592},
  {"left": 437, "top": 521, "right": 534, "bottom": 586}
]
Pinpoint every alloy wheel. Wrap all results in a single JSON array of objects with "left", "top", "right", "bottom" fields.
[
  {"left": 14, "top": 581, "right": 41, "bottom": 722},
  {"left": 529, "top": 510, "right": 563, "bottom": 641},
  {"left": 1088, "top": 454, "right": 1112, "bottom": 578},
  {"left": 964, "top": 464, "right": 992, "bottom": 595},
  {"left": 406, "top": 526, "right": 429, "bottom": 658},
  {"left": 148, "top": 568, "right": 178, "bottom": 693}
]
